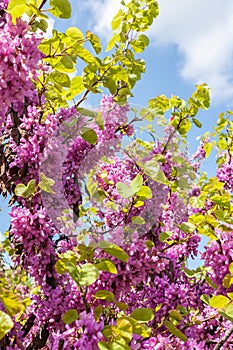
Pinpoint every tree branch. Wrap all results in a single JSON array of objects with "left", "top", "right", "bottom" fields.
[{"left": 214, "top": 325, "right": 233, "bottom": 350}]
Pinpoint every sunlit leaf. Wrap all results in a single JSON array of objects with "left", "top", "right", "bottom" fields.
[
  {"left": 0, "top": 311, "right": 14, "bottom": 340},
  {"left": 94, "top": 290, "right": 115, "bottom": 301},
  {"left": 79, "top": 263, "right": 100, "bottom": 286},
  {"left": 99, "top": 240, "right": 128, "bottom": 262},
  {"left": 50, "top": 0, "right": 71, "bottom": 18}
]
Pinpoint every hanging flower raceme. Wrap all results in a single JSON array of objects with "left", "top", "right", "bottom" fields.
[{"left": 0, "top": 13, "right": 45, "bottom": 134}]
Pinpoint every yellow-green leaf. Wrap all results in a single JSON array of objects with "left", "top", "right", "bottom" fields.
[
  {"left": 0, "top": 311, "right": 14, "bottom": 340},
  {"left": 94, "top": 290, "right": 115, "bottom": 302},
  {"left": 96, "top": 259, "right": 118, "bottom": 274},
  {"left": 164, "top": 320, "right": 187, "bottom": 342},
  {"left": 2, "top": 293, "right": 24, "bottom": 317},
  {"left": 130, "top": 308, "right": 154, "bottom": 323},
  {"left": 209, "top": 295, "right": 229, "bottom": 309},
  {"left": 50, "top": 0, "right": 71, "bottom": 18}
]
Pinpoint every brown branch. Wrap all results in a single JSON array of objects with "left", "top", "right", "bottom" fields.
[
  {"left": 28, "top": 0, "right": 48, "bottom": 26},
  {"left": 214, "top": 325, "right": 233, "bottom": 350}
]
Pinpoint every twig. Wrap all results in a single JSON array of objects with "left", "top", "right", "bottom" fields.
[
  {"left": 28, "top": 0, "right": 48, "bottom": 26},
  {"left": 214, "top": 325, "right": 233, "bottom": 350}
]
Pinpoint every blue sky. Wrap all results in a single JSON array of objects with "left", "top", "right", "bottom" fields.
[{"left": 1, "top": 0, "right": 233, "bottom": 241}]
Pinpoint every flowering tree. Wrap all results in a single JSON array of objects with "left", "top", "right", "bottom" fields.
[{"left": 0, "top": 0, "right": 233, "bottom": 349}]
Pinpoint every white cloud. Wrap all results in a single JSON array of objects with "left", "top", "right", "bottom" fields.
[
  {"left": 78, "top": 0, "right": 233, "bottom": 105},
  {"left": 44, "top": 17, "right": 55, "bottom": 38},
  {"left": 76, "top": 0, "right": 121, "bottom": 39},
  {"left": 149, "top": 0, "right": 233, "bottom": 105}
]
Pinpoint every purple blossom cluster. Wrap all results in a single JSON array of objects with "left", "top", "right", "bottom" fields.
[
  {"left": 0, "top": 14, "right": 44, "bottom": 133},
  {"left": 217, "top": 154, "right": 233, "bottom": 190},
  {"left": 1, "top": 4, "right": 233, "bottom": 349},
  {"left": 50, "top": 312, "right": 104, "bottom": 350},
  {"left": 4, "top": 90, "right": 233, "bottom": 349}
]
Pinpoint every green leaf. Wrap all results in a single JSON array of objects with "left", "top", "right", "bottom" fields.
[
  {"left": 137, "top": 186, "right": 152, "bottom": 199},
  {"left": 130, "top": 174, "right": 143, "bottom": 193},
  {"left": 130, "top": 308, "right": 154, "bottom": 323},
  {"left": 81, "top": 128, "right": 98, "bottom": 144},
  {"left": 209, "top": 295, "right": 229, "bottom": 308},
  {"left": 229, "top": 263, "right": 233, "bottom": 275},
  {"left": 86, "top": 31, "right": 102, "bottom": 54},
  {"left": 176, "top": 305, "right": 189, "bottom": 316},
  {"left": 117, "top": 174, "right": 142, "bottom": 198},
  {"left": 140, "top": 159, "right": 159, "bottom": 178},
  {"left": 227, "top": 293, "right": 233, "bottom": 300},
  {"left": 111, "top": 8, "right": 123, "bottom": 30},
  {"left": 94, "top": 290, "right": 115, "bottom": 302},
  {"left": 206, "top": 276, "right": 217, "bottom": 291},
  {"left": 96, "top": 259, "right": 118, "bottom": 274},
  {"left": 79, "top": 263, "right": 100, "bottom": 286},
  {"left": 155, "top": 304, "right": 163, "bottom": 312},
  {"left": 145, "top": 240, "right": 155, "bottom": 250},
  {"left": 99, "top": 240, "right": 128, "bottom": 262},
  {"left": 116, "top": 302, "right": 128, "bottom": 311},
  {"left": 94, "top": 304, "right": 103, "bottom": 321},
  {"left": 200, "top": 294, "right": 210, "bottom": 305},
  {"left": 0, "top": 311, "right": 14, "bottom": 341},
  {"left": 7, "top": 0, "right": 27, "bottom": 24},
  {"left": 62, "top": 309, "right": 78, "bottom": 324},
  {"left": 66, "top": 26, "right": 84, "bottom": 41},
  {"left": 177, "top": 119, "right": 192, "bottom": 136},
  {"left": 65, "top": 76, "right": 84, "bottom": 99},
  {"left": 77, "top": 108, "right": 98, "bottom": 118},
  {"left": 39, "top": 173, "right": 55, "bottom": 193},
  {"left": 192, "top": 118, "right": 202, "bottom": 128},
  {"left": 116, "top": 182, "right": 134, "bottom": 199},
  {"left": 106, "top": 34, "right": 120, "bottom": 52},
  {"left": 191, "top": 84, "right": 211, "bottom": 110},
  {"left": 184, "top": 268, "right": 197, "bottom": 277},
  {"left": 169, "top": 309, "right": 182, "bottom": 322},
  {"left": 131, "top": 216, "right": 145, "bottom": 225},
  {"left": 120, "top": 316, "right": 151, "bottom": 338},
  {"left": 60, "top": 56, "right": 74, "bottom": 70},
  {"left": 180, "top": 222, "right": 196, "bottom": 234},
  {"left": 50, "top": 71, "right": 71, "bottom": 87},
  {"left": 210, "top": 194, "right": 230, "bottom": 207},
  {"left": 116, "top": 318, "right": 133, "bottom": 342},
  {"left": 49, "top": 0, "right": 71, "bottom": 18},
  {"left": 131, "top": 34, "right": 149, "bottom": 53},
  {"left": 219, "top": 309, "right": 233, "bottom": 322},
  {"left": 95, "top": 112, "right": 104, "bottom": 130},
  {"left": 133, "top": 200, "right": 144, "bottom": 208},
  {"left": 222, "top": 274, "right": 233, "bottom": 288},
  {"left": 55, "top": 259, "right": 67, "bottom": 275},
  {"left": 140, "top": 160, "right": 169, "bottom": 185},
  {"left": 75, "top": 46, "right": 95, "bottom": 63},
  {"left": 2, "top": 292, "right": 24, "bottom": 317},
  {"left": 98, "top": 341, "right": 110, "bottom": 350},
  {"left": 189, "top": 196, "right": 205, "bottom": 208},
  {"left": 64, "top": 262, "right": 80, "bottom": 284},
  {"left": 102, "top": 325, "right": 113, "bottom": 340},
  {"left": 109, "top": 338, "right": 130, "bottom": 350},
  {"left": 159, "top": 231, "right": 172, "bottom": 242},
  {"left": 15, "top": 179, "right": 36, "bottom": 198},
  {"left": 203, "top": 141, "right": 215, "bottom": 158},
  {"left": 164, "top": 320, "right": 187, "bottom": 342},
  {"left": 219, "top": 302, "right": 233, "bottom": 321},
  {"left": 32, "top": 19, "right": 48, "bottom": 33}
]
